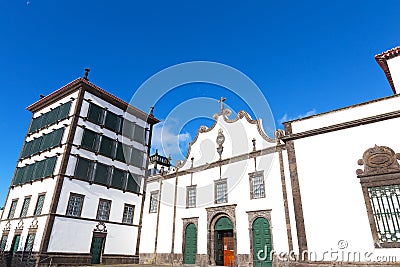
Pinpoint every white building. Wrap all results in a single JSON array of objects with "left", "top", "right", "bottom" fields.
[
  {"left": 0, "top": 72, "right": 158, "bottom": 266},
  {"left": 139, "top": 47, "right": 400, "bottom": 267}
]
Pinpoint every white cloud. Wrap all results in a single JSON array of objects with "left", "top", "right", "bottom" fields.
[
  {"left": 151, "top": 120, "right": 191, "bottom": 161},
  {"left": 279, "top": 108, "right": 317, "bottom": 124}
]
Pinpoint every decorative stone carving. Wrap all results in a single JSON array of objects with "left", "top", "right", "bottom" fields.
[
  {"left": 29, "top": 218, "right": 39, "bottom": 229},
  {"left": 16, "top": 219, "right": 24, "bottom": 230},
  {"left": 93, "top": 221, "right": 107, "bottom": 233},
  {"left": 3, "top": 221, "right": 11, "bottom": 231},
  {"left": 356, "top": 145, "right": 400, "bottom": 176}
]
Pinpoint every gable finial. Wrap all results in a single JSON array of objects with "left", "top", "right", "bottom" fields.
[
  {"left": 218, "top": 97, "right": 226, "bottom": 115},
  {"left": 83, "top": 68, "right": 90, "bottom": 80}
]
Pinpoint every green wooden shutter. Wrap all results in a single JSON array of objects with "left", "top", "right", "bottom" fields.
[
  {"left": 30, "top": 136, "right": 43, "bottom": 155},
  {"left": 127, "top": 173, "right": 140, "bottom": 193},
  {"left": 99, "top": 136, "right": 115, "bottom": 158},
  {"left": 87, "top": 103, "right": 104, "bottom": 124},
  {"left": 184, "top": 223, "right": 197, "bottom": 264},
  {"left": 94, "top": 163, "right": 110, "bottom": 185},
  {"left": 104, "top": 111, "right": 120, "bottom": 132},
  {"left": 40, "top": 132, "right": 54, "bottom": 151},
  {"left": 29, "top": 116, "right": 42, "bottom": 133},
  {"left": 50, "top": 128, "right": 64, "bottom": 148},
  {"left": 111, "top": 168, "right": 125, "bottom": 189},
  {"left": 33, "top": 160, "right": 46, "bottom": 180},
  {"left": 133, "top": 124, "right": 146, "bottom": 144},
  {"left": 23, "top": 163, "right": 36, "bottom": 183},
  {"left": 46, "top": 108, "right": 59, "bottom": 126},
  {"left": 43, "top": 156, "right": 57, "bottom": 178},
  {"left": 58, "top": 101, "right": 71, "bottom": 120},
  {"left": 75, "top": 157, "right": 92, "bottom": 180},
  {"left": 13, "top": 166, "right": 26, "bottom": 185},
  {"left": 130, "top": 147, "right": 144, "bottom": 167},
  {"left": 215, "top": 217, "right": 233, "bottom": 231},
  {"left": 122, "top": 120, "right": 135, "bottom": 139},
  {"left": 115, "top": 142, "right": 126, "bottom": 162},
  {"left": 81, "top": 129, "right": 99, "bottom": 151},
  {"left": 21, "top": 140, "right": 33, "bottom": 158}
]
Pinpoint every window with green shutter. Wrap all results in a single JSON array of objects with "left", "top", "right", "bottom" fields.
[
  {"left": 40, "top": 132, "right": 54, "bottom": 151},
  {"left": 30, "top": 136, "right": 43, "bottom": 155},
  {"left": 133, "top": 124, "right": 146, "bottom": 144},
  {"left": 50, "top": 128, "right": 64, "bottom": 148},
  {"left": 94, "top": 162, "right": 110, "bottom": 185},
  {"left": 99, "top": 136, "right": 115, "bottom": 158},
  {"left": 13, "top": 166, "right": 26, "bottom": 185},
  {"left": 130, "top": 147, "right": 144, "bottom": 167},
  {"left": 75, "top": 157, "right": 93, "bottom": 181},
  {"left": 115, "top": 142, "right": 127, "bottom": 162},
  {"left": 87, "top": 103, "right": 104, "bottom": 124},
  {"left": 23, "top": 164, "right": 36, "bottom": 183},
  {"left": 21, "top": 140, "right": 33, "bottom": 158},
  {"left": 45, "top": 108, "right": 59, "bottom": 126},
  {"left": 32, "top": 160, "right": 46, "bottom": 180},
  {"left": 81, "top": 129, "right": 99, "bottom": 151},
  {"left": 29, "top": 116, "right": 42, "bottom": 133},
  {"left": 127, "top": 173, "right": 140, "bottom": 193},
  {"left": 57, "top": 101, "right": 71, "bottom": 120},
  {"left": 122, "top": 120, "right": 135, "bottom": 139},
  {"left": 111, "top": 168, "right": 126, "bottom": 189},
  {"left": 43, "top": 156, "right": 57, "bottom": 178},
  {"left": 104, "top": 111, "right": 121, "bottom": 132}
]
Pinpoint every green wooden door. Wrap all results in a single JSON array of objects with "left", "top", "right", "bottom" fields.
[
  {"left": 252, "top": 218, "right": 272, "bottom": 267},
  {"left": 11, "top": 235, "right": 20, "bottom": 255},
  {"left": 214, "top": 231, "right": 224, "bottom": 265},
  {"left": 184, "top": 223, "right": 197, "bottom": 264},
  {"left": 90, "top": 237, "right": 104, "bottom": 264}
]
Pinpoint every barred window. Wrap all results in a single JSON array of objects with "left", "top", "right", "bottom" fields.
[
  {"left": 7, "top": 199, "right": 18, "bottom": 219},
  {"left": 215, "top": 180, "right": 228, "bottom": 204},
  {"left": 24, "top": 233, "right": 35, "bottom": 252},
  {"left": 122, "top": 204, "right": 135, "bottom": 224},
  {"left": 34, "top": 194, "right": 45, "bottom": 216},
  {"left": 187, "top": 186, "right": 196, "bottom": 208},
  {"left": 249, "top": 171, "right": 265, "bottom": 199},
  {"left": 66, "top": 193, "right": 84, "bottom": 217},
  {"left": 96, "top": 199, "right": 111, "bottom": 221},
  {"left": 20, "top": 197, "right": 31, "bottom": 217},
  {"left": 0, "top": 235, "right": 7, "bottom": 252},
  {"left": 368, "top": 185, "right": 400, "bottom": 244},
  {"left": 149, "top": 191, "right": 159, "bottom": 213}
]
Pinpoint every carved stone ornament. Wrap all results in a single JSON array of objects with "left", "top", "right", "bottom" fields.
[
  {"left": 93, "top": 221, "right": 107, "bottom": 233},
  {"left": 356, "top": 145, "right": 400, "bottom": 176},
  {"left": 216, "top": 129, "right": 225, "bottom": 145},
  {"left": 3, "top": 221, "right": 11, "bottom": 231},
  {"left": 16, "top": 219, "right": 24, "bottom": 230},
  {"left": 29, "top": 218, "right": 39, "bottom": 229}
]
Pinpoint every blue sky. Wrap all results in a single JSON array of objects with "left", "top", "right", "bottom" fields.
[{"left": 0, "top": 0, "right": 399, "bottom": 206}]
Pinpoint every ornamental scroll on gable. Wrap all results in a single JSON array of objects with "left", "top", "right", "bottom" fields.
[{"left": 356, "top": 145, "right": 400, "bottom": 177}]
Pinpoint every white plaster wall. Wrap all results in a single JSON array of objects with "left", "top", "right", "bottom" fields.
[
  {"left": 291, "top": 115, "right": 400, "bottom": 259},
  {"left": 387, "top": 56, "right": 400, "bottom": 93},
  {"left": 290, "top": 94, "right": 400, "bottom": 134},
  {"left": 139, "top": 179, "right": 161, "bottom": 253}
]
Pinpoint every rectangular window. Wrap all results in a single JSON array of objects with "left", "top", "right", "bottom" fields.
[
  {"left": 21, "top": 140, "right": 33, "bottom": 158},
  {"left": 81, "top": 129, "right": 99, "bottom": 152},
  {"left": 8, "top": 199, "right": 18, "bottom": 219},
  {"left": 66, "top": 193, "right": 84, "bottom": 217},
  {"left": 122, "top": 204, "right": 135, "bottom": 224},
  {"left": 96, "top": 199, "right": 111, "bottom": 221},
  {"left": 187, "top": 186, "right": 197, "bottom": 208},
  {"left": 368, "top": 185, "right": 400, "bottom": 244},
  {"left": 57, "top": 101, "right": 72, "bottom": 120},
  {"left": 249, "top": 171, "right": 265, "bottom": 199},
  {"left": 0, "top": 235, "right": 7, "bottom": 252},
  {"left": 32, "top": 160, "right": 46, "bottom": 181},
  {"left": 215, "top": 180, "right": 228, "bottom": 204},
  {"left": 149, "top": 191, "right": 159, "bottom": 213},
  {"left": 126, "top": 173, "right": 140, "bottom": 193},
  {"left": 74, "top": 157, "right": 93, "bottom": 181},
  {"left": 24, "top": 233, "right": 35, "bottom": 252},
  {"left": 94, "top": 162, "right": 110, "bottom": 185},
  {"left": 42, "top": 156, "right": 57, "bottom": 178},
  {"left": 20, "top": 197, "right": 31, "bottom": 217},
  {"left": 13, "top": 166, "right": 26, "bottom": 186},
  {"left": 29, "top": 116, "right": 42, "bottom": 133},
  {"left": 121, "top": 120, "right": 135, "bottom": 139},
  {"left": 34, "top": 194, "right": 45, "bottom": 216},
  {"left": 129, "top": 147, "right": 144, "bottom": 167},
  {"left": 87, "top": 103, "right": 104, "bottom": 125},
  {"left": 30, "top": 136, "right": 43, "bottom": 155},
  {"left": 115, "top": 142, "right": 127, "bottom": 162}
]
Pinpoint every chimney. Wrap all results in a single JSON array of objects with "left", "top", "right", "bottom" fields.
[{"left": 375, "top": 47, "right": 400, "bottom": 94}]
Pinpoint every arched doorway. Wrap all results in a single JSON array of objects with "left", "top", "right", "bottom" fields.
[
  {"left": 214, "top": 216, "right": 234, "bottom": 266},
  {"left": 183, "top": 223, "right": 197, "bottom": 264},
  {"left": 252, "top": 217, "right": 272, "bottom": 267}
]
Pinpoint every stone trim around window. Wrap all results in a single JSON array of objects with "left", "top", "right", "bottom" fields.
[
  {"left": 66, "top": 193, "right": 85, "bottom": 217},
  {"left": 96, "top": 198, "right": 112, "bottom": 222},
  {"left": 149, "top": 190, "right": 159, "bottom": 213},
  {"left": 181, "top": 217, "right": 199, "bottom": 264},
  {"left": 214, "top": 178, "right": 228, "bottom": 204},
  {"left": 356, "top": 145, "right": 400, "bottom": 248},
  {"left": 249, "top": 171, "right": 265, "bottom": 199},
  {"left": 186, "top": 185, "right": 197, "bottom": 208}
]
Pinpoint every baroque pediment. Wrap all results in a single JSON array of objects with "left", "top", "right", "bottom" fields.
[{"left": 356, "top": 145, "right": 400, "bottom": 177}]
